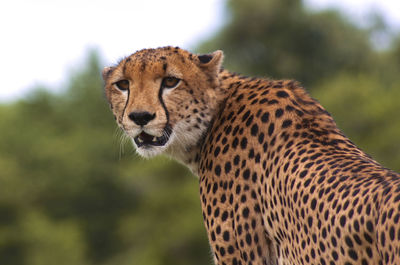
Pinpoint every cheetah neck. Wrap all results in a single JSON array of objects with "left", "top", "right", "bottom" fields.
[{"left": 165, "top": 70, "right": 234, "bottom": 175}]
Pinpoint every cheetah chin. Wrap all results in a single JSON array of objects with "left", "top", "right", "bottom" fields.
[{"left": 132, "top": 126, "right": 173, "bottom": 158}]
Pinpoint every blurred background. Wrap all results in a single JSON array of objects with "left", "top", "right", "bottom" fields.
[{"left": 1, "top": 0, "right": 399, "bottom": 264}]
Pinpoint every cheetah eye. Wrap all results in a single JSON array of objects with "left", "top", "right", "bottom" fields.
[
  {"left": 114, "top": 80, "right": 129, "bottom": 91},
  {"left": 161, "top": 76, "right": 180, "bottom": 89}
]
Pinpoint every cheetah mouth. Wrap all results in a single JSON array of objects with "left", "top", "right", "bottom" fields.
[{"left": 133, "top": 126, "right": 172, "bottom": 148}]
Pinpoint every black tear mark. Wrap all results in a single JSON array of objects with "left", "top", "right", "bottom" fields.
[
  {"left": 158, "top": 82, "right": 170, "bottom": 125},
  {"left": 122, "top": 87, "right": 130, "bottom": 123}
]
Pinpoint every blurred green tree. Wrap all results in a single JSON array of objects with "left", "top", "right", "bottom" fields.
[{"left": 198, "top": 0, "right": 375, "bottom": 87}]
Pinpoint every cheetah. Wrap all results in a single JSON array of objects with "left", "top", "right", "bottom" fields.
[{"left": 102, "top": 46, "right": 400, "bottom": 265}]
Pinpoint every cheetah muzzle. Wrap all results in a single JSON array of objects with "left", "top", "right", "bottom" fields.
[{"left": 134, "top": 126, "right": 172, "bottom": 148}]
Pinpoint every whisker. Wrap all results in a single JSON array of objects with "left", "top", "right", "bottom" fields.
[{"left": 113, "top": 126, "right": 130, "bottom": 160}]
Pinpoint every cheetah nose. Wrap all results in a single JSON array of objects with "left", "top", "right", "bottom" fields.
[{"left": 128, "top": 111, "right": 156, "bottom": 126}]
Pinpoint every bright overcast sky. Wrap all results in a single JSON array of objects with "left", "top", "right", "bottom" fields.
[{"left": 0, "top": 0, "right": 399, "bottom": 101}]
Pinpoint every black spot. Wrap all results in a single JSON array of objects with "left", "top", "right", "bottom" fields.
[
  {"left": 215, "top": 165, "right": 221, "bottom": 176},
  {"left": 211, "top": 231, "right": 216, "bottom": 241},
  {"left": 380, "top": 231, "right": 386, "bottom": 247},
  {"left": 319, "top": 241, "right": 325, "bottom": 252},
  {"left": 303, "top": 194, "right": 309, "bottom": 204},
  {"left": 389, "top": 226, "right": 395, "bottom": 240},
  {"left": 258, "top": 133, "right": 265, "bottom": 144},
  {"left": 240, "top": 137, "right": 248, "bottom": 149},
  {"left": 248, "top": 148, "right": 255, "bottom": 159},
  {"left": 251, "top": 124, "right": 259, "bottom": 136},
  {"left": 214, "top": 146, "right": 220, "bottom": 157},
  {"left": 243, "top": 251, "right": 248, "bottom": 261},
  {"left": 282, "top": 119, "right": 293, "bottom": 128},
  {"left": 245, "top": 115, "right": 254, "bottom": 126},
  {"left": 243, "top": 169, "right": 250, "bottom": 180},
  {"left": 232, "top": 137, "right": 239, "bottom": 149},
  {"left": 277, "top": 90, "right": 289, "bottom": 98},
  {"left": 366, "top": 221, "right": 373, "bottom": 233},
  {"left": 364, "top": 232, "right": 373, "bottom": 244},
  {"left": 222, "top": 144, "right": 230, "bottom": 154},
  {"left": 236, "top": 94, "right": 244, "bottom": 102},
  {"left": 348, "top": 249, "right": 358, "bottom": 261},
  {"left": 242, "top": 207, "right": 249, "bottom": 218},
  {"left": 308, "top": 216, "right": 313, "bottom": 228},
  {"left": 233, "top": 155, "right": 240, "bottom": 165},
  {"left": 261, "top": 112, "right": 269, "bottom": 123},
  {"left": 214, "top": 208, "right": 220, "bottom": 218},
  {"left": 285, "top": 105, "right": 294, "bottom": 112},
  {"left": 259, "top": 98, "right": 268, "bottom": 104},
  {"left": 252, "top": 172, "right": 257, "bottom": 183},
  {"left": 268, "top": 123, "right": 275, "bottom": 136},
  {"left": 340, "top": 216, "right": 346, "bottom": 227},
  {"left": 221, "top": 194, "right": 226, "bottom": 203},
  {"left": 198, "top": 54, "right": 213, "bottom": 63},
  {"left": 242, "top": 110, "right": 251, "bottom": 122},
  {"left": 263, "top": 142, "right": 269, "bottom": 153},
  {"left": 275, "top": 108, "right": 284, "bottom": 118},
  {"left": 310, "top": 199, "right": 317, "bottom": 210},
  {"left": 212, "top": 183, "right": 218, "bottom": 194},
  {"left": 221, "top": 211, "right": 228, "bottom": 221},
  {"left": 299, "top": 170, "right": 308, "bottom": 178},
  {"left": 225, "top": 162, "right": 232, "bottom": 174},
  {"left": 353, "top": 234, "right": 362, "bottom": 245},
  {"left": 345, "top": 236, "right": 353, "bottom": 248},
  {"left": 228, "top": 245, "right": 234, "bottom": 254},
  {"left": 223, "top": 231, "right": 230, "bottom": 241},
  {"left": 246, "top": 233, "right": 252, "bottom": 245},
  {"left": 304, "top": 179, "right": 312, "bottom": 188},
  {"left": 220, "top": 247, "right": 225, "bottom": 257}
]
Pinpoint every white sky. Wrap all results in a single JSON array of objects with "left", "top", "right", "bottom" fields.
[{"left": 0, "top": 0, "right": 399, "bottom": 101}]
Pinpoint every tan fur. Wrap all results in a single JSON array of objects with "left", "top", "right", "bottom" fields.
[{"left": 104, "top": 47, "right": 400, "bottom": 265}]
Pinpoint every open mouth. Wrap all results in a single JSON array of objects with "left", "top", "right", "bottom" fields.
[{"left": 133, "top": 126, "right": 172, "bottom": 148}]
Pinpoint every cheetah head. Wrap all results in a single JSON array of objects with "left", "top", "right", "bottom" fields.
[{"left": 102, "top": 47, "right": 224, "bottom": 159}]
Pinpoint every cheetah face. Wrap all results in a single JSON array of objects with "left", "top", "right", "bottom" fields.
[{"left": 102, "top": 47, "right": 223, "bottom": 158}]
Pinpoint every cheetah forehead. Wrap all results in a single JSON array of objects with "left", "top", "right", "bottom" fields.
[
  {"left": 121, "top": 46, "right": 195, "bottom": 70},
  {"left": 113, "top": 46, "right": 223, "bottom": 77}
]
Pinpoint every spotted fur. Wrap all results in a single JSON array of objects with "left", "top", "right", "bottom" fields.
[{"left": 103, "top": 46, "right": 400, "bottom": 265}]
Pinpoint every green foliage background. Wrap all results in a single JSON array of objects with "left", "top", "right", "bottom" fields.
[{"left": 1, "top": 0, "right": 399, "bottom": 264}]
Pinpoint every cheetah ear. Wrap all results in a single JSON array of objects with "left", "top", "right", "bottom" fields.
[
  {"left": 196, "top": 50, "right": 224, "bottom": 73},
  {"left": 102, "top": 66, "right": 115, "bottom": 81}
]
